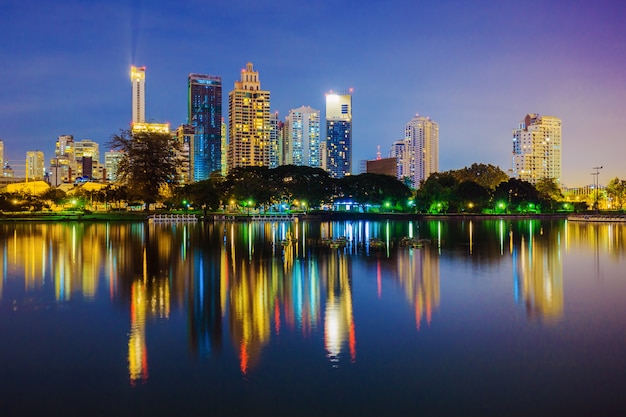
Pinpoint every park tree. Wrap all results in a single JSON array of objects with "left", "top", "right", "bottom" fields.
[
  {"left": 606, "top": 177, "right": 626, "bottom": 211},
  {"left": 449, "top": 163, "right": 509, "bottom": 191},
  {"left": 108, "top": 129, "right": 182, "bottom": 206},
  {"left": 336, "top": 173, "right": 412, "bottom": 211},
  {"left": 493, "top": 178, "right": 540, "bottom": 213},
  {"left": 272, "top": 165, "right": 335, "bottom": 209},
  {"left": 455, "top": 180, "right": 491, "bottom": 212},
  {"left": 224, "top": 166, "right": 274, "bottom": 211},
  {"left": 415, "top": 172, "right": 459, "bottom": 213},
  {"left": 535, "top": 177, "right": 564, "bottom": 211},
  {"left": 178, "top": 172, "right": 225, "bottom": 214}
]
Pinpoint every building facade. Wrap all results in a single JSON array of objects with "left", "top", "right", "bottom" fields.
[
  {"left": 325, "top": 91, "right": 352, "bottom": 178},
  {"left": 285, "top": 106, "right": 321, "bottom": 167},
  {"left": 131, "top": 66, "right": 146, "bottom": 125},
  {"left": 396, "top": 114, "right": 439, "bottom": 188},
  {"left": 26, "top": 150, "right": 45, "bottom": 180},
  {"left": 174, "top": 124, "right": 194, "bottom": 184},
  {"left": 512, "top": 113, "right": 562, "bottom": 185},
  {"left": 104, "top": 150, "right": 125, "bottom": 182},
  {"left": 227, "top": 62, "right": 271, "bottom": 172},
  {"left": 188, "top": 74, "right": 222, "bottom": 181}
]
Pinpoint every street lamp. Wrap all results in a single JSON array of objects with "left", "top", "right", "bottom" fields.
[{"left": 592, "top": 166, "right": 603, "bottom": 213}]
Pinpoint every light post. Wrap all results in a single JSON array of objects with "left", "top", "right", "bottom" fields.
[{"left": 592, "top": 166, "right": 603, "bottom": 213}]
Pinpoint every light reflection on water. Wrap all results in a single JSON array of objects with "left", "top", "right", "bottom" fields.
[{"left": 1, "top": 219, "right": 626, "bottom": 415}]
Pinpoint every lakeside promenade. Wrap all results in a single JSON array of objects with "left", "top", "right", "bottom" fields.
[{"left": 2, "top": 210, "right": 626, "bottom": 223}]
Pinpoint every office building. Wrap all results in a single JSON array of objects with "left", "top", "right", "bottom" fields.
[
  {"left": 188, "top": 74, "right": 222, "bottom": 180},
  {"left": 227, "top": 62, "right": 271, "bottom": 172},
  {"left": 512, "top": 114, "right": 562, "bottom": 185},
  {"left": 325, "top": 90, "right": 352, "bottom": 178},
  {"left": 285, "top": 106, "right": 321, "bottom": 167},
  {"left": 131, "top": 66, "right": 146, "bottom": 124}
]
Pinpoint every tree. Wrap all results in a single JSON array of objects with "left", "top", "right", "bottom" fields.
[
  {"left": 336, "top": 173, "right": 412, "bottom": 211},
  {"left": 449, "top": 163, "right": 509, "bottom": 191},
  {"left": 493, "top": 178, "right": 540, "bottom": 213},
  {"left": 455, "top": 180, "right": 491, "bottom": 212},
  {"left": 606, "top": 177, "right": 626, "bottom": 211},
  {"left": 108, "top": 129, "right": 181, "bottom": 206},
  {"left": 415, "top": 172, "right": 459, "bottom": 213},
  {"left": 535, "top": 177, "right": 564, "bottom": 212}
]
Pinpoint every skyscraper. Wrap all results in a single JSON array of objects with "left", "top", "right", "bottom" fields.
[
  {"left": 26, "top": 150, "right": 45, "bottom": 180},
  {"left": 131, "top": 66, "right": 146, "bottom": 124},
  {"left": 401, "top": 114, "right": 439, "bottom": 188},
  {"left": 325, "top": 90, "right": 352, "bottom": 178},
  {"left": 50, "top": 134, "right": 75, "bottom": 185},
  {"left": 269, "top": 112, "right": 281, "bottom": 168},
  {"left": 188, "top": 74, "right": 222, "bottom": 180},
  {"left": 512, "top": 113, "right": 562, "bottom": 185},
  {"left": 285, "top": 106, "right": 321, "bottom": 167},
  {"left": 228, "top": 62, "right": 271, "bottom": 172}
]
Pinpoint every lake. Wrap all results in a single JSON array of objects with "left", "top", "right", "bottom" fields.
[{"left": 1, "top": 218, "right": 625, "bottom": 416}]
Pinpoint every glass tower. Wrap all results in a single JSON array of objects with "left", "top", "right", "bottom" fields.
[
  {"left": 188, "top": 74, "right": 222, "bottom": 181},
  {"left": 325, "top": 91, "right": 352, "bottom": 178}
]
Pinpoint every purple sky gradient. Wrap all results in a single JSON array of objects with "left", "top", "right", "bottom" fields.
[{"left": 1, "top": 0, "right": 625, "bottom": 186}]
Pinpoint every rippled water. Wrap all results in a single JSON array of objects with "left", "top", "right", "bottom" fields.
[{"left": 1, "top": 219, "right": 625, "bottom": 416}]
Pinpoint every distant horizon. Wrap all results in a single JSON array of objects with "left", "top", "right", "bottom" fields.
[{"left": 2, "top": 0, "right": 625, "bottom": 187}]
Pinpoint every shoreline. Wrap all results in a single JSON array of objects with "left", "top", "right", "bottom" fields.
[{"left": 2, "top": 211, "right": 625, "bottom": 223}]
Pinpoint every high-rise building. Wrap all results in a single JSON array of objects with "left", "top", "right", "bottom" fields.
[
  {"left": 0, "top": 139, "right": 4, "bottom": 170},
  {"left": 227, "top": 62, "right": 271, "bottom": 172},
  {"left": 131, "top": 66, "right": 146, "bottom": 124},
  {"left": 325, "top": 91, "right": 352, "bottom": 178},
  {"left": 269, "top": 112, "right": 281, "bottom": 168},
  {"left": 50, "top": 135, "right": 75, "bottom": 185},
  {"left": 512, "top": 113, "right": 562, "bottom": 185},
  {"left": 174, "top": 124, "right": 195, "bottom": 184},
  {"left": 74, "top": 139, "right": 101, "bottom": 180},
  {"left": 396, "top": 114, "right": 439, "bottom": 188},
  {"left": 285, "top": 106, "right": 321, "bottom": 167},
  {"left": 188, "top": 74, "right": 222, "bottom": 180},
  {"left": 26, "top": 150, "right": 45, "bottom": 180},
  {"left": 104, "top": 150, "right": 125, "bottom": 182}
]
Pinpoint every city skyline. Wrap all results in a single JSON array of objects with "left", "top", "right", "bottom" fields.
[{"left": 1, "top": 0, "right": 625, "bottom": 186}]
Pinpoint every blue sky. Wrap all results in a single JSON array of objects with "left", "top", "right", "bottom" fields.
[{"left": 1, "top": 0, "right": 625, "bottom": 186}]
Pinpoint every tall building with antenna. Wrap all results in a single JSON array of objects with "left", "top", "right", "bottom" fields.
[
  {"left": 188, "top": 73, "right": 222, "bottom": 180},
  {"left": 131, "top": 66, "right": 146, "bottom": 124}
]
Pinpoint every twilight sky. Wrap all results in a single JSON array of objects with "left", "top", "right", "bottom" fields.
[{"left": 1, "top": 0, "right": 625, "bottom": 186}]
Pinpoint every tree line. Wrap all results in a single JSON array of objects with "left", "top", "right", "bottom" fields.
[{"left": 3, "top": 130, "right": 625, "bottom": 213}]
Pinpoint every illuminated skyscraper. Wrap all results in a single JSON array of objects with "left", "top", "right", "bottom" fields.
[
  {"left": 269, "top": 112, "right": 281, "bottom": 168},
  {"left": 285, "top": 106, "right": 321, "bottom": 167},
  {"left": 104, "top": 150, "right": 125, "bottom": 182},
  {"left": 0, "top": 139, "right": 4, "bottom": 170},
  {"left": 26, "top": 150, "right": 45, "bottom": 180},
  {"left": 131, "top": 66, "right": 146, "bottom": 124},
  {"left": 228, "top": 62, "right": 271, "bottom": 172},
  {"left": 512, "top": 113, "right": 562, "bottom": 185},
  {"left": 188, "top": 74, "right": 222, "bottom": 180},
  {"left": 401, "top": 114, "right": 439, "bottom": 188},
  {"left": 325, "top": 90, "right": 352, "bottom": 178}
]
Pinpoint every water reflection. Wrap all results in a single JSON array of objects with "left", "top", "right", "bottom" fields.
[{"left": 2, "top": 219, "right": 625, "bottom": 383}]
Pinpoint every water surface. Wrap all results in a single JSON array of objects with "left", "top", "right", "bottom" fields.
[{"left": 1, "top": 219, "right": 625, "bottom": 416}]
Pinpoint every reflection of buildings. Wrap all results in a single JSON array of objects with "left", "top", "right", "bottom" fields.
[
  {"left": 394, "top": 246, "right": 440, "bottom": 330},
  {"left": 512, "top": 221, "right": 563, "bottom": 322},
  {"left": 322, "top": 253, "right": 356, "bottom": 364}
]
